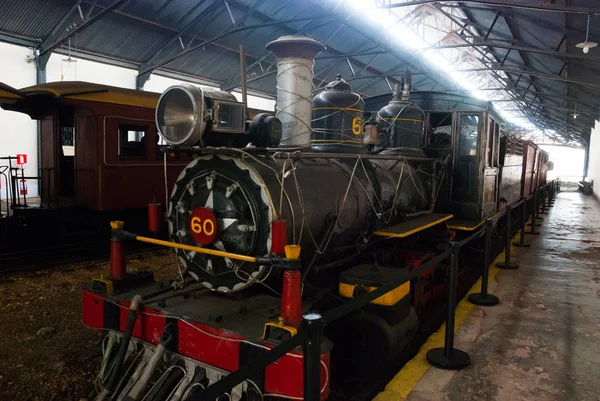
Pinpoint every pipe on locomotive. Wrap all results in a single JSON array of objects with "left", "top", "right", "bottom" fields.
[{"left": 266, "top": 35, "right": 326, "bottom": 148}]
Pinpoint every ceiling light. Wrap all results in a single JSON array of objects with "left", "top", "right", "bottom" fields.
[{"left": 576, "top": 14, "right": 597, "bottom": 54}]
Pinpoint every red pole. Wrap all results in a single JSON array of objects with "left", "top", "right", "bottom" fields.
[
  {"left": 148, "top": 201, "right": 162, "bottom": 234},
  {"left": 109, "top": 238, "right": 127, "bottom": 280},
  {"left": 271, "top": 219, "right": 287, "bottom": 255},
  {"left": 281, "top": 270, "right": 302, "bottom": 329}
]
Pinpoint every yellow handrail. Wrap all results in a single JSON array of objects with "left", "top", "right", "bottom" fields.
[{"left": 135, "top": 235, "right": 258, "bottom": 263}]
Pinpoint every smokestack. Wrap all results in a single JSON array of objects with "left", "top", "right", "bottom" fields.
[{"left": 266, "top": 35, "right": 325, "bottom": 147}]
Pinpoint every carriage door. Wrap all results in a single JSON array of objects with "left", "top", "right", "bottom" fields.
[
  {"left": 451, "top": 113, "right": 481, "bottom": 220},
  {"left": 482, "top": 116, "right": 500, "bottom": 217}
]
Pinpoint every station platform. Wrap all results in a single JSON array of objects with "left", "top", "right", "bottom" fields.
[{"left": 376, "top": 191, "right": 600, "bottom": 401}]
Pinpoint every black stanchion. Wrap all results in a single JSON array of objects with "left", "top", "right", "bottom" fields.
[
  {"left": 469, "top": 220, "right": 499, "bottom": 306},
  {"left": 527, "top": 191, "right": 541, "bottom": 235},
  {"left": 539, "top": 187, "right": 549, "bottom": 214},
  {"left": 497, "top": 205, "right": 519, "bottom": 269},
  {"left": 303, "top": 313, "right": 323, "bottom": 401},
  {"left": 426, "top": 242, "right": 471, "bottom": 369},
  {"left": 527, "top": 191, "right": 542, "bottom": 227},
  {"left": 536, "top": 189, "right": 544, "bottom": 219},
  {"left": 514, "top": 199, "right": 531, "bottom": 247}
]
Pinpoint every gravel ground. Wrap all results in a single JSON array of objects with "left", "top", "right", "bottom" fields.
[{"left": 0, "top": 251, "right": 180, "bottom": 401}]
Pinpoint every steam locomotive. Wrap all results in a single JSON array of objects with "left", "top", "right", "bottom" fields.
[{"left": 81, "top": 35, "right": 549, "bottom": 401}]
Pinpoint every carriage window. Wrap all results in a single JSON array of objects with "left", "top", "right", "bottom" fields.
[
  {"left": 459, "top": 115, "right": 479, "bottom": 156},
  {"left": 119, "top": 124, "right": 147, "bottom": 158},
  {"left": 428, "top": 112, "right": 453, "bottom": 149},
  {"left": 61, "top": 126, "right": 75, "bottom": 156}
]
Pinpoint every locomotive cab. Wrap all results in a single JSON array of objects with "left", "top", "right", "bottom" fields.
[{"left": 366, "top": 91, "right": 503, "bottom": 221}]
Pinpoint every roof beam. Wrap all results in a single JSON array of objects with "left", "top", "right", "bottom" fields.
[
  {"left": 221, "top": 5, "right": 343, "bottom": 92},
  {"left": 453, "top": 66, "right": 600, "bottom": 89},
  {"left": 136, "top": 0, "right": 224, "bottom": 88},
  {"left": 444, "top": 87, "right": 598, "bottom": 110},
  {"left": 379, "top": 1, "right": 600, "bottom": 14},
  {"left": 425, "top": 41, "right": 600, "bottom": 63},
  {"left": 498, "top": 9, "right": 551, "bottom": 117},
  {"left": 136, "top": 12, "right": 346, "bottom": 77},
  {"left": 483, "top": 11, "right": 501, "bottom": 41},
  {"left": 39, "top": 0, "right": 85, "bottom": 52},
  {"left": 496, "top": 101, "right": 595, "bottom": 116},
  {"left": 442, "top": 4, "right": 600, "bottom": 45},
  {"left": 432, "top": 5, "right": 517, "bottom": 90},
  {"left": 39, "top": 0, "right": 130, "bottom": 57}
]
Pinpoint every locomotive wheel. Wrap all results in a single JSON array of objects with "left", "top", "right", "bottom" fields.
[{"left": 168, "top": 154, "right": 273, "bottom": 292}]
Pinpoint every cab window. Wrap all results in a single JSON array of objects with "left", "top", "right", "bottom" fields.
[
  {"left": 459, "top": 115, "right": 479, "bottom": 156},
  {"left": 428, "top": 112, "right": 453, "bottom": 149}
]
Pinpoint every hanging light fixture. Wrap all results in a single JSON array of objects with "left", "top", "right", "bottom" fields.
[
  {"left": 576, "top": 14, "right": 597, "bottom": 54},
  {"left": 572, "top": 102, "right": 578, "bottom": 119},
  {"left": 62, "top": 37, "right": 77, "bottom": 64},
  {"left": 61, "top": 37, "right": 77, "bottom": 81}
]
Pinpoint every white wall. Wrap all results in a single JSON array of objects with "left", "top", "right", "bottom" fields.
[
  {"left": 538, "top": 144, "right": 585, "bottom": 181},
  {"left": 587, "top": 120, "right": 600, "bottom": 188},
  {"left": 0, "top": 42, "right": 38, "bottom": 197},
  {"left": 144, "top": 73, "right": 276, "bottom": 111},
  {"left": 46, "top": 53, "right": 137, "bottom": 88},
  {"left": 0, "top": 42, "right": 275, "bottom": 200}
]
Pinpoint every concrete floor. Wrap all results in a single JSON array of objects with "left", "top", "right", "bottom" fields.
[{"left": 406, "top": 191, "right": 600, "bottom": 401}]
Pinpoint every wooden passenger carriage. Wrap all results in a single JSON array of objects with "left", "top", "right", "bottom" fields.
[
  {"left": 0, "top": 81, "right": 190, "bottom": 211},
  {"left": 0, "top": 81, "right": 272, "bottom": 212}
]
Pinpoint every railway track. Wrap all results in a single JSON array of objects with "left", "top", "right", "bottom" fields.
[{"left": 0, "top": 241, "right": 166, "bottom": 274}]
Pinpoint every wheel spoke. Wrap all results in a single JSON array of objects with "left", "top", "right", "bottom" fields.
[{"left": 218, "top": 218, "right": 237, "bottom": 231}]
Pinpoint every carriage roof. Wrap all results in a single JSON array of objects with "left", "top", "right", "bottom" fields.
[{"left": 0, "top": 81, "right": 159, "bottom": 109}]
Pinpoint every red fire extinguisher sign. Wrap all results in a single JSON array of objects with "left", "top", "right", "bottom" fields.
[
  {"left": 19, "top": 179, "right": 27, "bottom": 195},
  {"left": 16, "top": 154, "right": 27, "bottom": 165}
]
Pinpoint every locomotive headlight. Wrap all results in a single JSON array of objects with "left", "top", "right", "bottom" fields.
[{"left": 156, "top": 85, "right": 207, "bottom": 146}]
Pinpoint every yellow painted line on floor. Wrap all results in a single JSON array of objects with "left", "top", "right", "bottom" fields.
[{"left": 373, "top": 223, "right": 530, "bottom": 401}]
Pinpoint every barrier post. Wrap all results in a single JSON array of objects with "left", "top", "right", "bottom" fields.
[
  {"left": 513, "top": 199, "right": 531, "bottom": 247},
  {"left": 539, "top": 187, "right": 549, "bottom": 215},
  {"left": 536, "top": 189, "right": 544, "bottom": 218},
  {"left": 469, "top": 220, "right": 499, "bottom": 306},
  {"left": 426, "top": 242, "right": 471, "bottom": 369},
  {"left": 528, "top": 191, "right": 542, "bottom": 227},
  {"left": 527, "top": 192, "right": 541, "bottom": 235},
  {"left": 303, "top": 313, "right": 323, "bottom": 401},
  {"left": 497, "top": 205, "right": 519, "bottom": 269}
]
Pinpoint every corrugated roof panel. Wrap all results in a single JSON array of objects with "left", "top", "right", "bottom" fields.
[
  {"left": 0, "top": 0, "right": 73, "bottom": 39},
  {"left": 0, "top": 0, "right": 595, "bottom": 142},
  {"left": 74, "top": 14, "right": 171, "bottom": 63},
  {"left": 117, "top": 0, "right": 175, "bottom": 21},
  {"left": 151, "top": 0, "right": 218, "bottom": 27}
]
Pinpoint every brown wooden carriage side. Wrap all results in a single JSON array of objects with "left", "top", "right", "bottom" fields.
[{"left": 0, "top": 81, "right": 273, "bottom": 212}]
